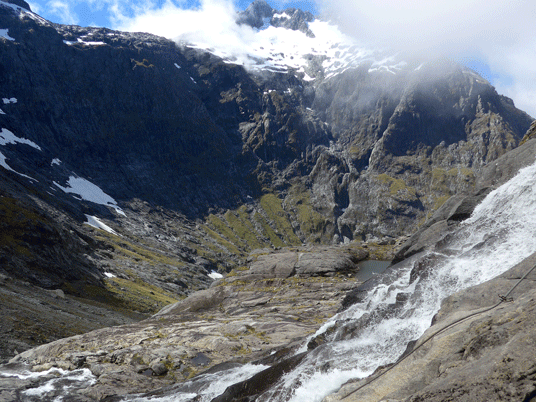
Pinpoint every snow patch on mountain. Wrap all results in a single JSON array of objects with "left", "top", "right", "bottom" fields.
[
  {"left": 54, "top": 176, "right": 125, "bottom": 216},
  {"left": 64, "top": 38, "right": 106, "bottom": 46},
  {"left": 0, "top": 0, "right": 48, "bottom": 25},
  {"left": 0, "top": 151, "right": 37, "bottom": 180},
  {"left": 0, "top": 28, "right": 14, "bottom": 41},
  {"left": 85, "top": 215, "right": 118, "bottom": 235},
  {"left": 0, "top": 128, "right": 41, "bottom": 150},
  {"left": 272, "top": 12, "right": 290, "bottom": 20},
  {"left": 208, "top": 271, "right": 224, "bottom": 280},
  {"left": 181, "top": 17, "right": 405, "bottom": 79},
  {"left": 114, "top": 0, "right": 406, "bottom": 80}
]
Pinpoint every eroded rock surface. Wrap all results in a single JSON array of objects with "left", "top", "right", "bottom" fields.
[
  {"left": 7, "top": 245, "right": 370, "bottom": 399},
  {"left": 394, "top": 136, "right": 536, "bottom": 263}
]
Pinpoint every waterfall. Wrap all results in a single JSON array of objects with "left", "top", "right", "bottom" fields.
[
  {"left": 135, "top": 158, "right": 536, "bottom": 402},
  {"left": 3, "top": 159, "right": 536, "bottom": 402},
  {"left": 257, "top": 158, "right": 536, "bottom": 402}
]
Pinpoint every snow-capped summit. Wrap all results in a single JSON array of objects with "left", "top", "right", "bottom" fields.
[
  {"left": 0, "top": 0, "right": 49, "bottom": 25},
  {"left": 176, "top": 0, "right": 407, "bottom": 80},
  {"left": 236, "top": 0, "right": 314, "bottom": 37}
]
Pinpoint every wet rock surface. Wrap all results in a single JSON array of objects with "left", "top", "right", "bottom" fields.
[
  {"left": 321, "top": 134, "right": 536, "bottom": 401},
  {"left": 324, "top": 252, "right": 536, "bottom": 402},
  {"left": 394, "top": 136, "right": 536, "bottom": 263},
  {"left": 5, "top": 245, "right": 370, "bottom": 399}
]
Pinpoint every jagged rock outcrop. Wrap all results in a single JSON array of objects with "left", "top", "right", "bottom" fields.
[
  {"left": 236, "top": 0, "right": 274, "bottom": 28},
  {"left": 271, "top": 8, "right": 315, "bottom": 37},
  {"left": 0, "top": 0, "right": 531, "bottom": 244},
  {"left": 394, "top": 135, "right": 536, "bottom": 263},
  {"left": 236, "top": 0, "right": 315, "bottom": 37},
  {"left": 320, "top": 124, "right": 536, "bottom": 402}
]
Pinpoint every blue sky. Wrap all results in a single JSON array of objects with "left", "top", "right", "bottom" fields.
[
  {"left": 27, "top": 0, "right": 318, "bottom": 28},
  {"left": 24, "top": 0, "right": 536, "bottom": 117}
]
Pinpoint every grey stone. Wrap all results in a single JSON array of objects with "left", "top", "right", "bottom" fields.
[
  {"left": 151, "top": 362, "right": 168, "bottom": 376},
  {"left": 6, "top": 245, "right": 369, "bottom": 396}
]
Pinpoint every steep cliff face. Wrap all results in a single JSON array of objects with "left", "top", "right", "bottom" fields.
[
  {"left": 324, "top": 137, "right": 536, "bottom": 402},
  {"left": 0, "top": 0, "right": 531, "bottom": 234},
  {"left": 303, "top": 60, "right": 531, "bottom": 241},
  {"left": 0, "top": 0, "right": 533, "bottom": 361}
]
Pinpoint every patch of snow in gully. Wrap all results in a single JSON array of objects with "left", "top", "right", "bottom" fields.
[
  {"left": 85, "top": 214, "right": 119, "bottom": 235},
  {"left": 208, "top": 271, "right": 223, "bottom": 280},
  {"left": 54, "top": 176, "right": 125, "bottom": 216},
  {"left": 0, "top": 28, "right": 14, "bottom": 41},
  {"left": 0, "top": 128, "right": 41, "bottom": 150},
  {"left": 0, "top": 150, "right": 37, "bottom": 180}
]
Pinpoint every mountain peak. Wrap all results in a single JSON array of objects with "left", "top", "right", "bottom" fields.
[
  {"left": 236, "top": 0, "right": 274, "bottom": 29},
  {"left": 236, "top": 0, "right": 315, "bottom": 37},
  {"left": 271, "top": 7, "right": 315, "bottom": 37},
  {"left": 1, "top": 0, "right": 31, "bottom": 12}
]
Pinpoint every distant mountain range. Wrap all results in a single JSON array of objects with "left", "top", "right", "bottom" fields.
[{"left": 0, "top": 0, "right": 533, "bottom": 361}]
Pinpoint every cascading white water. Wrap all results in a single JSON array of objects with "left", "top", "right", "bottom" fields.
[
  {"left": 255, "top": 158, "right": 536, "bottom": 402},
  {"left": 128, "top": 363, "right": 269, "bottom": 402},
  {"left": 3, "top": 159, "right": 536, "bottom": 402},
  {"left": 132, "top": 158, "right": 536, "bottom": 402},
  {"left": 0, "top": 365, "right": 96, "bottom": 401}
]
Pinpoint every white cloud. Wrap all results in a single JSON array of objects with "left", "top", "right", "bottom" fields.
[
  {"left": 49, "top": 0, "right": 533, "bottom": 117},
  {"left": 113, "top": 0, "right": 364, "bottom": 75},
  {"left": 114, "top": 0, "right": 279, "bottom": 70},
  {"left": 47, "top": 0, "right": 79, "bottom": 24},
  {"left": 115, "top": 0, "right": 243, "bottom": 40},
  {"left": 485, "top": 41, "right": 536, "bottom": 118},
  {"left": 26, "top": 0, "right": 42, "bottom": 13},
  {"left": 316, "top": 0, "right": 536, "bottom": 116}
]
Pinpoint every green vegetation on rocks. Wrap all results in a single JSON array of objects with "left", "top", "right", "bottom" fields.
[
  {"left": 0, "top": 197, "right": 47, "bottom": 255},
  {"left": 259, "top": 193, "right": 301, "bottom": 245},
  {"left": 287, "top": 184, "right": 328, "bottom": 243},
  {"left": 94, "top": 232, "right": 186, "bottom": 268},
  {"left": 377, "top": 174, "right": 417, "bottom": 199}
]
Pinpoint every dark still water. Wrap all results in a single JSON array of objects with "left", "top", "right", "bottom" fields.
[{"left": 355, "top": 260, "right": 390, "bottom": 282}]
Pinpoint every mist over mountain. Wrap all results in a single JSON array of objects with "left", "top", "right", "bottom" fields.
[{"left": 0, "top": 0, "right": 535, "bottom": 400}]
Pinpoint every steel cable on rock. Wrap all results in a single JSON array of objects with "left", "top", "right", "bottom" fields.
[{"left": 341, "top": 262, "right": 536, "bottom": 400}]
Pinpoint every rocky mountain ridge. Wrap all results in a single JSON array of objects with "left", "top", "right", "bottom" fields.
[
  {"left": 0, "top": 0, "right": 534, "bottom": 384},
  {"left": 4, "top": 130, "right": 536, "bottom": 402}
]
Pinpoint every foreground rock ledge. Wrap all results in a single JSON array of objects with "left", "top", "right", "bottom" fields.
[{"left": 7, "top": 245, "right": 370, "bottom": 400}]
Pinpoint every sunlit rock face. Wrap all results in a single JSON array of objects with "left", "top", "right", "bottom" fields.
[
  {"left": 0, "top": 0, "right": 531, "bottom": 239},
  {"left": 0, "top": 0, "right": 533, "bottom": 367}
]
